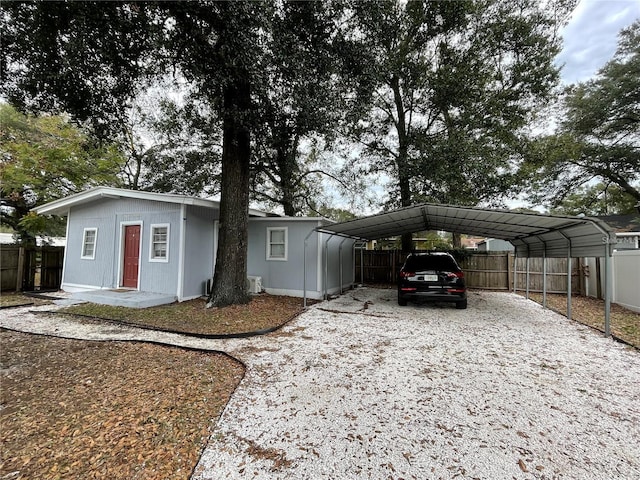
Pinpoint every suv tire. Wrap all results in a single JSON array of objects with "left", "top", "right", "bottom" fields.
[{"left": 456, "top": 299, "right": 467, "bottom": 309}]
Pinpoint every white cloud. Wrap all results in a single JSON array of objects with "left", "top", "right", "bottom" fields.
[{"left": 556, "top": 0, "right": 640, "bottom": 84}]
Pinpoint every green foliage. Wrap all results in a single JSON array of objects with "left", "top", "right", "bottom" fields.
[
  {"left": 0, "top": 103, "right": 123, "bottom": 243},
  {"left": 550, "top": 183, "right": 638, "bottom": 216},
  {"left": 346, "top": 0, "right": 571, "bottom": 212},
  {"left": 306, "top": 205, "right": 358, "bottom": 223},
  {"left": 523, "top": 20, "right": 640, "bottom": 209},
  {"left": 1, "top": 1, "right": 160, "bottom": 140}
]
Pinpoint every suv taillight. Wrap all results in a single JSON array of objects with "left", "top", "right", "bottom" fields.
[{"left": 400, "top": 271, "right": 415, "bottom": 279}]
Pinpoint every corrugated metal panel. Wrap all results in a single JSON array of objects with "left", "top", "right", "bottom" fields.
[{"left": 319, "top": 203, "right": 615, "bottom": 258}]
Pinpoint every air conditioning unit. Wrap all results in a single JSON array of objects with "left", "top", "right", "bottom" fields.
[
  {"left": 247, "top": 276, "right": 263, "bottom": 294},
  {"left": 205, "top": 277, "right": 215, "bottom": 296},
  {"left": 205, "top": 277, "right": 262, "bottom": 295}
]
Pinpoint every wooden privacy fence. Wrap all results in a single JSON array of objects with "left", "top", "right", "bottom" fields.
[
  {"left": 0, "top": 245, "right": 65, "bottom": 292},
  {"left": 354, "top": 250, "right": 583, "bottom": 294}
]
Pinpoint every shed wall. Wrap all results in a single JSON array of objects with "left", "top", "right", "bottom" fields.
[{"left": 321, "top": 234, "right": 355, "bottom": 294}]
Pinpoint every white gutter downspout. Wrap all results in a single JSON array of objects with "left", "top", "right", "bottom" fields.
[
  {"left": 176, "top": 204, "right": 186, "bottom": 301},
  {"left": 60, "top": 211, "right": 71, "bottom": 289}
]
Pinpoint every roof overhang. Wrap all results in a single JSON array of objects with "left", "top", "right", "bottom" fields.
[
  {"left": 33, "top": 187, "right": 272, "bottom": 217},
  {"left": 317, "top": 203, "right": 616, "bottom": 258}
]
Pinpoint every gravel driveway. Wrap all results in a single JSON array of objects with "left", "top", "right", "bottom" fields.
[
  {"left": 2, "top": 288, "right": 639, "bottom": 479},
  {"left": 193, "top": 288, "right": 640, "bottom": 480}
]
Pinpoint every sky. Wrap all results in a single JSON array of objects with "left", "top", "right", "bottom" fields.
[{"left": 556, "top": 0, "right": 640, "bottom": 84}]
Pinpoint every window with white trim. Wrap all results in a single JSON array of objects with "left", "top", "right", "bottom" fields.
[
  {"left": 81, "top": 228, "right": 97, "bottom": 260},
  {"left": 266, "top": 227, "right": 287, "bottom": 261},
  {"left": 149, "top": 224, "right": 170, "bottom": 262}
]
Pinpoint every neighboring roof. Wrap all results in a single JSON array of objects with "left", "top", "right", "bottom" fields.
[
  {"left": 317, "top": 203, "right": 616, "bottom": 258},
  {"left": 594, "top": 214, "right": 640, "bottom": 233},
  {"left": 33, "top": 187, "right": 273, "bottom": 217}
]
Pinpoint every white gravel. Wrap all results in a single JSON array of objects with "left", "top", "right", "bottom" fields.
[{"left": 2, "top": 288, "right": 639, "bottom": 479}]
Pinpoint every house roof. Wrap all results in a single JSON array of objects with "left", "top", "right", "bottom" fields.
[
  {"left": 316, "top": 203, "right": 616, "bottom": 258},
  {"left": 33, "top": 187, "right": 273, "bottom": 217}
]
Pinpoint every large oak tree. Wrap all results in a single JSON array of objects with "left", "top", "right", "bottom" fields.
[
  {"left": 2, "top": 2, "right": 265, "bottom": 306},
  {"left": 345, "top": 0, "right": 573, "bottom": 249},
  {"left": 524, "top": 20, "right": 640, "bottom": 209}
]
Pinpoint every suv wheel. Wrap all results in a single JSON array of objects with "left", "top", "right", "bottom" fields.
[
  {"left": 456, "top": 299, "right": 467, "bottom": 309},
  {"left": 398, "top": 293, "right": 407, "bottom": 306}
]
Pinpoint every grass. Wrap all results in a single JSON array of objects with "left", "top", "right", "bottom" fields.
[{"left": 60, "top": 294, "right": 307, "bottom": 336}]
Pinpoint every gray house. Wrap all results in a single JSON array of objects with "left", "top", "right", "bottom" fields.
[{"left": 34, "top": 187, "right": 354, "bottom": 303}]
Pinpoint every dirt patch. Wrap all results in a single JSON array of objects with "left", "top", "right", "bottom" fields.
[
  {"left": 61, "top": 294, "right": 306, "bottom": 336},
  {"left": 0, "top": 293, "right": 52, "bottom": 308},
  {"left": 0, "top": 330, "right": 244, "bottom": 480},
  {"left": 522, "top": 292, "right": 640, "bottom": 348}
]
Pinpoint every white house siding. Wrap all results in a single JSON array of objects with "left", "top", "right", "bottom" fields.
[
  {"left": 63, "top": 197, "right": 181, "bottom": 295},
  {"left": 182, "top": 205, "right": 218, "bottom": 300}
]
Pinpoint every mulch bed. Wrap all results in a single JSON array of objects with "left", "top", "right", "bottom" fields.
[
  {"left": 60, "top": 294, "right": 306, "bottom": 336},
  {"left": 0, "top": 331, "right": 244, "bottom": 480}
]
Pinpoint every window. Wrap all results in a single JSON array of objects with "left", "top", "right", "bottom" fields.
[
  {"left": 81, "top": 228, "right": 97, "bottom": 260},
  {"left": 266, "top": 227, "right": 287, "bottom": 261},
  {"left": 149, "top": 224, "right": 170, "bottom": 262}
]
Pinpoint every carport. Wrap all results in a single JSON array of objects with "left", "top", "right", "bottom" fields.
[{"left": 313, "top": 203, "right": 617, "bottom": 336}]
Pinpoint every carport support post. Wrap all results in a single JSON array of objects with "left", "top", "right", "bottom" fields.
[
  {"left": 338, "top": 238, "right": 348, "bottom": 295},
  {"left": 567, "top": 246, "right": 572, "bottom": 321},
  {"left": 542, "top": 250, "right": 548, "bottom": 308},
  {"left": 360, "top": 243, "right": 364, "bottom": 285},
  {"left": 525, "top": 257, "right": 530, "bottom": 300},
  {"left": 323, "top": 234, "right": 335, "bottom": 300},
  {"left": 604, "top": 244, "right": 612, "bottom": 337},
  {"left": 513, "top": 254, "right": 518, "bottom": 293}
]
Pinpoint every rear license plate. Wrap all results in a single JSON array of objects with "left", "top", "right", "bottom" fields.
[{"left": 423, "top": 274, "right": 438, "bottom": 282}]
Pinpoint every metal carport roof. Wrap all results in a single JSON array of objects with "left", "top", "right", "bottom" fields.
[{"left": 317, "top": 203, "right": 616, "bottom": 258}]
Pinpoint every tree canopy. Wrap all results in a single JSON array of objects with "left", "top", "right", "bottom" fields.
[
  {"left": 344, "top": 0, "right": 573, "bottom": 249},
  {"left": 524, "top": 20, "right": 640, "bottom": 210},
  {"left": 0, "top": 103, "right": 123, "bottom": 244}
]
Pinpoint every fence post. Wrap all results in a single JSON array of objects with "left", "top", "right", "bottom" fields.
[{"left": 15, "top": 247, "right": 25, "bottom": 292}]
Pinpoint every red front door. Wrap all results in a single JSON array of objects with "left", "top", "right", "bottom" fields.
[{"left": 122, "top": 225, "right": 141, "bottom": 288}]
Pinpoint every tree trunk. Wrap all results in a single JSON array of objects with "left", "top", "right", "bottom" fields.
[
  {"left": 452, "top": 232, "right": 462, "bottom": 249},
  {"left": 208, "top": 79, "right": 252, "bottom": 307},
  {"left": 390, "top": 74, "right": 414, "bottom": 253}
]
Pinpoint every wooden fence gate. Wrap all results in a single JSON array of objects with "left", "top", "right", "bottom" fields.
[{"left": 0, "top": 245, "right": 65, "bottom": 292}]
